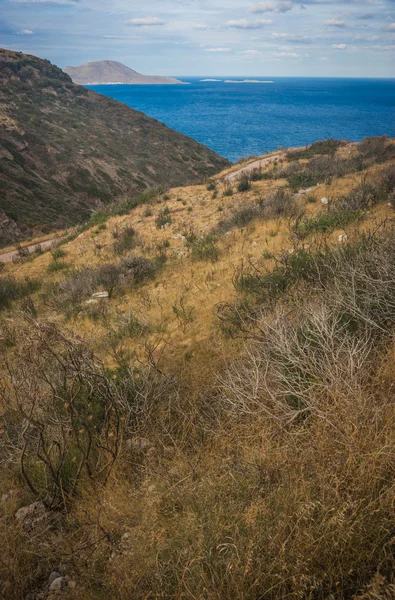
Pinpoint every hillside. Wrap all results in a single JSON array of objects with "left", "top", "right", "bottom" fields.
[
  {"left": 64, "top": 60, "right": 185, "bottom": 85},
  {"left": 0, "top": 49, "right": 229, "bottom": 246},
  {"left": 1, "top": 136, "right": 395, "bottom": 600}
]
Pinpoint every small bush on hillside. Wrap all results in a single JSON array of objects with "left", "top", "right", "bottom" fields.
[
  {"left": 236, "top": 173, "right": 251, "bottom": 192},
  {"left": 51, "top": 247, "right": 67, "bottom": 260},
  {"left": 249, "top": 167, "right": 262, "bottom": 181},
  {"left": 296, "top": 209, "right": 362, "bottom": 237},
  {"left": 189, "top": 234, "right": 220, "bottom": 262},
  {"left": 206, "top": 181, "right": 216, "bottom": 191},
  {"left": 358, "top": 135, "right": 395, "bottom": 164},
  {"left": 380, "top": 163, "right": 395, "bottom": 193},
  {"left": 287, "top": 138, "right": 345, "bottom": 161},
  {"left": 55, "top": 255, "right": 161, "bottom": 309},
  {"left": 267, "top": 187, "right": 296, "bottom": 217},
  {"left": 155, "top": 207, "right": 172, "bottom": 229},
  {"left": 216, "top": 200, "right": 265, "bottom": 234},
  {"left": 0, "top": 323, "right": 121, "bottom": 508},
  {"left": 275, "top": 155, "right": 365, "bottom": 191},
  {"left": 222, "top": 182, "right": 233, "bottom": 197},
  {"left": 337, "top": 182, "right": 384, "bottom": 211},
  {"left": 0, "top": 276, "right": 41, "bottom": 310},
  {"left": 120, "top": 255, "right": 158, "bottom": 285},
  {"left": 46, "top": 247, "right": 69, "bottom": 272},
  {"left": 113, "top": 226, "right": 137, "bottom": 255},
  {"left": 113, "top": 188, "right": 159, "bottom": 216}
]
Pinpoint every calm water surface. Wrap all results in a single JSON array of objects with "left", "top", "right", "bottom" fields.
[{"left": 88, "top": 77, "right": 395, "bottom": 162}]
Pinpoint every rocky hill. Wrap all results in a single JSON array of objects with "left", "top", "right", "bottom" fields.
[
  {"left": 64, "top": 60, "right": 185, "bottom": 85},
  {"left": 0, "top": 49, "right": 228, "bottom": 246}
]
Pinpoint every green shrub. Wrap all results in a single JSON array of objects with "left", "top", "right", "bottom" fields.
[
  {"left": 0, "top": 276, "right": 41, "bottom": 310},
  {"left": 296, "top": 209, "right": 362, "bottom": 237},
  {"left": 189, "top": 234, "right": 220, "bottom": 262},
  {"left": 120, "top": 255, "right": 159, "bottom": 285},
  {"left": 216, "top": 200, "right": 265, "bottom": 234},
  {"left": 51, "top": 247, "right": 67, "bottom": 260},
  {"left": 236, "top": 174, "right": 251, "bottom": 192},
  {"left": 155, "top": 207, "right": 172, "bottom": 229},
  {"left": 113, "top": 226, "right": 137, "bottom": 255},
  {"left": 267, "top": 187, "right": 296, "bottom": 216},
  {"left": 249, "top": 168, "right": 262, "bottom": 181},
  {"left": 358, "top": 135, "right": 395, "bottom": 164},
  {"left": 222, "top": 182, "right": 233, "bottom": 197},
  {"left": 287, "top": 138, "right": 345, "bottom": 161}
]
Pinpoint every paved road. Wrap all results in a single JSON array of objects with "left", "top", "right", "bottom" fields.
[
  {"left": 224, "top": 153, "right": 285, "bottom": 182},
  {"left": 0, "top": 237, "right": 62, "bottom": 264}
]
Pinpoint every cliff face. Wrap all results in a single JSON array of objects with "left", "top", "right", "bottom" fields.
[
  {"left": 64, "top": 60, "right": 184, "bottom": 84},
  {"left": 0, "top": 49, "right": 229, "bottom": 245}
]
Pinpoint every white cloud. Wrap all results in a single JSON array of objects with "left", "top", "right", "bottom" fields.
[
  {"left": 125, "top": 18, "right": 166, "bottom": 27},
  {"left": 205, "top": 47, "right": 231, "bottom": 52},
  {"left": 18, "top": 29, "right": 34, "bottom": 35},
  {"left": 325, "top": 17, "right": 347, "bottom": 28},
  {"left": 332, "top": 43, "right": 347, "bottom": 49},
  {"left": 272, "top": 51, "right": 308, "bottom": 58},
  {"left": 227, "top": 19, "right": 272, "bottom": 29},
  {"left": 276, "top": 1, "right": 293, "bottom": 13},
  {"left": 251, "top": 1, "right": 293, "bottom": 13},
  {"left": 193, "top": 24, "right": 208, "bottom": 30},
  {"left": 240, "top": 49, "right": 260, "bottom": 55},
  {"left": 251, "top": 1, "right": 274, "bottom": 12},
  {"left": 272, "top": 32, "right": 313, "bottom": 44},
  {"left": 319, "top": 57, "right": 328, "bottom": 60}
]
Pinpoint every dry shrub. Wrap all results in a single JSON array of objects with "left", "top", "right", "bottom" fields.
[
  {"left": 2, "top": 225, "right": 395, "bottom": 598},
  {"left": 0, "top": 321, "right": 122, "bottom": 508},
  {"left": 266, "top": 186, "right": 297, "bottom": 217},
  {"left": 215, "top": 199, "right": 265, "bottom": 233},
  {"left": 55, "top": 256, "right": 161, "bottom": 307}
]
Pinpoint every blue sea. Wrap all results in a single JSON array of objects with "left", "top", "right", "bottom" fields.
[{"left": 88, "top": 77, "right": 395, "bottom": 162}]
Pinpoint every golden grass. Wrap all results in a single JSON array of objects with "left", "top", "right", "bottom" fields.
[{"left": 1, "top": 143, "right": 395, "bottom": 599}]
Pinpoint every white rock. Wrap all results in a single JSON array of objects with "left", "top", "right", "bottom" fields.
[
  {"left": 85, "top": 299, "right": 98, "bottom": 305},
  {"left": 49, "top": 576, "right": 66, "bottom": 592},
  {"left": 48, "top": 572, "right": 61, "bottom": 586},
  {"left": 91, "top": 291, "right": 109, "bottom": 299},
  {"left": 320, "top": 197, "right": 329, "bottom": 205},
  {"left": 252, "top": 241, "right": 258, "bottom": 247},
  {"left": 15, "top": 502, "right": 47, "bottom": 521},
  {"left": 338, "top": 234, "right": 348, "bottom": 243}
]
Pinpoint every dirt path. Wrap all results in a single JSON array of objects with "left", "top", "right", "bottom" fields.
[
  {"left": 0, "top": 236, "right": 63, "bottom": 264},
  {"left": 224, "top": 152, "right": 285, "bottom": 182}
]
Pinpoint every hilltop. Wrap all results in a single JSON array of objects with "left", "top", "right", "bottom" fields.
[
  {"left": 1, "top": 136, "right": 395, "bottom": 599},
  {"left": 64, "top": 60, "right": 185, "bottom": 85},
  {"left": 0, "top": 49, "right": 228, "bottom": 246}
]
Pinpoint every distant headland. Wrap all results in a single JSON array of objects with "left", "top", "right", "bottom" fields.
[{"left": 63, "top": 60, "right": 186, "bottom": 85}]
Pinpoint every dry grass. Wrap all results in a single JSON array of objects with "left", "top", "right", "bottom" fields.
[{"left": 1, "top": 139, "right": 395, "bottom": 599}]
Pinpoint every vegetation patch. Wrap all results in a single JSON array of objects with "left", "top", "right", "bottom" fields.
[
  {"left": 113, "top": 226, "right": 138, "bottom": 255},
  {"left": 0, "top": 275, "right": 41, "bottom": 310},
  {"left": 286, "top": 138, "right": 345, "bottom": 161},
  {"left": 296, "top": 209, "right": 362, "bottom": 237}
]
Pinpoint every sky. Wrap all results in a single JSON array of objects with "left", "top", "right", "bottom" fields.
[{"left": 1, "top": 0, "right": 395, "bottom": 77}]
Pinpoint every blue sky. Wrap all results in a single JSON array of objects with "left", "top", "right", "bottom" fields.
[{"left": 1, "top": 0, "right": 394, "bottom": 77}]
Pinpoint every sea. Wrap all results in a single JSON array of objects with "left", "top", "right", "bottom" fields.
[{"left": 87, "top": 77, "right": 395, "bottom": 163}]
